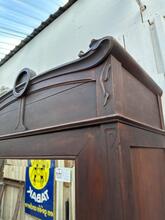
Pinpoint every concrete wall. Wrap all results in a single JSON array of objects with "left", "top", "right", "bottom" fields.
[{"left": 0, "top": 0, "right": 164, "bottom": 115}]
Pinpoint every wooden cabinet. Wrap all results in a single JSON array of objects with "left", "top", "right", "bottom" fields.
[{"left": 0, "top": 36, "right": 164, "bottom": 220}]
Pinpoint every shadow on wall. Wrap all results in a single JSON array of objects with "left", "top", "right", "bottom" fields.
[{"left": 0, "top": 86, "right": 10, "bottom": 97}]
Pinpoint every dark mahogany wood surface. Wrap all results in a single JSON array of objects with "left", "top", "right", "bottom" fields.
[
  {"left": 0, "top": 36, "right": 164, "bottom": 220},
  {"left": 0, "top": 36, "right": 164, "bottom": 136}
]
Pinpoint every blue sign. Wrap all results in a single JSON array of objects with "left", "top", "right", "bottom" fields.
[
  {"left": 25, "top": 160, "right": 55, "bottom": 220},
  {"left": 28, "top": 160, "right": 55, "bottom": 168}
]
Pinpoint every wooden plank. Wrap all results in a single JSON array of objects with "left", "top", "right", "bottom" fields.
[
  {"left": 0, "top": 184, "right": 5, "bottom": 204},
  {"left": 12, "top": 186, "right": 24, "bottom": 220}
]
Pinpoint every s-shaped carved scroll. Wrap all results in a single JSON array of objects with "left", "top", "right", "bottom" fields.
[{"left": 100, "top": 61, "right": 111, "bottom": 106}]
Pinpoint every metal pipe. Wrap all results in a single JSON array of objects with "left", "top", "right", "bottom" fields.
[{"left": 136, "top": 0, "right": 146, "bottom": 11}]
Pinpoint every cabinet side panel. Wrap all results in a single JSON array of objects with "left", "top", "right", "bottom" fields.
[
  {"left": 130, "top": 147, "right": 165, "bottom": 220},
  {"left": 122, "top": 68, "right": 161, "bottom": 128}
]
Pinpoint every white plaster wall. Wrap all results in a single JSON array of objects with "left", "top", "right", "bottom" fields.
[
  {"left": 0, "top": 0, "right": 142, "bottom": 87},
  {"left": 0, "top": 0, "right": 164, "bottom": 115}
]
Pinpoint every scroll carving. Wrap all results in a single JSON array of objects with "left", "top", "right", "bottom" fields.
[
  {"left": 78, "top": 39, "right": 101, "bottom": 58},
  {"left": 100, "top": 61, "right": 111, "bottom": 106},
  {"left": 105, "top": 127, "right": 118, "bottom": 150}
]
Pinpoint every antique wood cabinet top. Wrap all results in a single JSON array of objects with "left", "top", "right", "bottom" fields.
[
  {"left": 0, "top": 37, "right": 164, "bottom": 220},
  {"left": 0, "top": 36, "right": 164, "bottom": 138}
]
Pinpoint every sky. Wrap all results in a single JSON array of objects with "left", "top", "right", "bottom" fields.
[{"left": 0, "top": 0, "right": 68, "bottom": 60}]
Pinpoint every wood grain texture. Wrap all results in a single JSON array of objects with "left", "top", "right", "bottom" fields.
[
  {"left": 0, "top": 37, "right": 164, "bottom": 220},
  {"left": 131, "top": 148, "right": 165, "bottom": 220},
  {"left": 0, "top": 37, "right": 164, "bottom": 136}
]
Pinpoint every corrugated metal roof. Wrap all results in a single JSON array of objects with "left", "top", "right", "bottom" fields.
[{"left": 0, "top": 0, "right": 77, "bottom": 66}]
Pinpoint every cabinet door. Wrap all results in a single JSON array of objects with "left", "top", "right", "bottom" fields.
[{"left": 131, "top": 147, "right": 165, "bottom": 220}]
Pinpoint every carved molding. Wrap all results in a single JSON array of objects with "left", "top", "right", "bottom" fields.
[
  {"left": 15, "top": 98, "right": 26, "bottom": 131},
  {"left": 13, "top": 68, "right": 36, "bottom": 98},
  {"left": 13, "top": 68, "right": 36, "bottom": 132},
  {"left": 100, "top": 61, "right": 112, "bottom": 106},
  {"left": 105, "top": 128, "right": 118, "bottom": 150},
  {"left": 0, "top": 36, "right": 162, "bottom": 104}
]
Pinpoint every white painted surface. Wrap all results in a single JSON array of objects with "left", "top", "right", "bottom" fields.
[{"left": 0, "top": 0, "right": 164, "bottom": 115}]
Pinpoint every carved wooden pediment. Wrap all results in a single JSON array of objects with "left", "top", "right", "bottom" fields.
[{"left": 0, "top": 36, "right": 164, "bottom": 137}]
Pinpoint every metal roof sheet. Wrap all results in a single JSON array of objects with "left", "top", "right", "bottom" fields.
[{"left": 0, "top": 0, "right": 77, "bottom": 66}]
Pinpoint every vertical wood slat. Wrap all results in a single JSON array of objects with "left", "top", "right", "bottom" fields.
[
  {"left": 0, "top": 183, "right": 5, "bottom": 219},
  {"left": 56, "top": 160, "right": 64, "bottom": 220},
  {"left": 12, "top": 185, "right": 24, "bottom": 220},
  {"left": 71, "top": 166, "right": 75, "bottom": 220},
  {"left": 0, "top": 184, "right": 5, "bottom": 205}
]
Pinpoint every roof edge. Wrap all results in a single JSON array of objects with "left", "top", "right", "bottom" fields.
[{"left": 0, "top": 0, "right": 77, "bottom": 67}]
